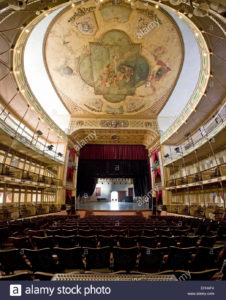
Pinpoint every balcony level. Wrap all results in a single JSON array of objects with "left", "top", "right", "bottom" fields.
[{"left": 163, "top": 102, "right": 226, "bottom": 167}]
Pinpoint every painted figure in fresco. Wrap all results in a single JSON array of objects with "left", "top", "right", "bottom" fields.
[
  {"left": 75, "top": 16, "right": 94, "bottom": 34},
  {"left": 80, "top": 30, "right": 149, "bottom": 102},
  {"left": 97, "top": 59, "right": 134, "bottom": 90},
  {"left": 145, "top": 53, "right": 171, "bottom": 92},
  {"left": 137, "top": 16, "right": 149, "bottom": 32},
  {"left": 119, "top": 64, "right": 134, "bottom": 83}
]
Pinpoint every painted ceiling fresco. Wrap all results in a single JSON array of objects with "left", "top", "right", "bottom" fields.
[{"left": 44, "top": 1, "right": 184, "bottom": 117}]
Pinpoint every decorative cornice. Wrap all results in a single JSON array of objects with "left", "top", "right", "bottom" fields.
[{"left": 69, "top": 118, "right": 159, "bottom": 135}]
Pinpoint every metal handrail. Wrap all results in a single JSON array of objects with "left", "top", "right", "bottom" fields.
[
  {"left": 0, "top": 162, "right": 62, "bottom": 186},
  {"left": 164, "top": 103, "right": 226, "bottom": 164},
  {"left": 0, "top": 108, "right": 64, "bottom": 162},
  {"left": 166, "top": 164, "right": 224, "bottom": 186}
]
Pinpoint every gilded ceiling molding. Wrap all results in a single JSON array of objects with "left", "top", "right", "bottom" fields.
[
  {"left": 148, "top": 137, "right": 161, "bottom": 155},
  {"left": 68, "top": 118, "right": 160, "bottom": 135},
  {"left": 70, "top": 128, "right": 158, "bottom": 148},
  {"left": 11, "top": 0, "right": 211, "bottom": 144},
  {"left": 44, "top": 0, "right": 184, "bottom": 117}
]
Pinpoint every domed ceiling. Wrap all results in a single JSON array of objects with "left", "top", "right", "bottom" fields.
[{"left": 44, "top": 1, "right": 184, "bottom": 117}]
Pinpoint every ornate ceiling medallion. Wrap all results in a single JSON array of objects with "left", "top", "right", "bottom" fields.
[
  {"left": 44, "top": 0, "right": 183, "bottom": 116},
  {"left": 80, "top": 30, "right": 149, "bottom": 103}
]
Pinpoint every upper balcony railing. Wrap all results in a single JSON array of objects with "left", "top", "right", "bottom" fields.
[
  {"left": 0, "top": 107, "right": 65, "bottom": 163},
  {"left": 166, "top": 164, "right": 226, "bottom": 188},
  {"left": 163, "top": 103, "right": 226, "bottom": 165},
  {"left": 0, "top": 162, "right": 62, "bottom": 186}
]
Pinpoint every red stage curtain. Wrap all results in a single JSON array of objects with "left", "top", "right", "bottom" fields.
[
  {"left": 66, "top": 168, "right": 74, "bottom": 181},
  {"left": 79, "top": 145, "right": 148, "bottom": 160},
  {"left": 154, "top": 169, "right": 161, "bottom": 179},
  {"left": 156, "top": 190, "right": 162, "bottom": 204},
  {"left": 77, "top": 145, "right": 152, "bottom": 195},
  {"left": 77, "top": 160, "right": 150, "bottom": 197},
  {"left": 66, "top": 149, "right": 76, "bottom": 181},
  {"left": 66, "top": 190, "right": 72, "bottom": 200},
  {"left": 152, "top": 150, "right": 159, "bottom": 163},
  {"left": 69, "top": 148, "right": 76, "bottom": 161},
  {"left": 147, "top": 157, "right": 152, "bottom": 189}
]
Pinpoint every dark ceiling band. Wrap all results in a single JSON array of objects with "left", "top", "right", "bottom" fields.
[{"left": 79, "top": 144, "right": 149, "bottom": 160}]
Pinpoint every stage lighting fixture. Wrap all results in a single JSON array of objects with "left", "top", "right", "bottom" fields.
[
  {"left": 209, "top": 138, "right": 215, "bottom": 143},
  {"left": 36, "top": 130, "right": 43, "bottom": 136},
  {"left": 47, "top": 145, "right": 54, "bottom": 151},
  {"left": 174, "top": 147, "right": 180, "bottom": 153}
]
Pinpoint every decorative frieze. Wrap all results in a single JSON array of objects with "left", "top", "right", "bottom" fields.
[{"left": 69, "top": 118, "right": 159, "bottom": 135}]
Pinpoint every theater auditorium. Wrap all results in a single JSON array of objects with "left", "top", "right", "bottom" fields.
[{"left": 0, "top": 0, "right": 225, "bottom": 282}]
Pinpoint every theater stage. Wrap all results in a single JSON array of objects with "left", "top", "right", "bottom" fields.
[{"left": 76, "top": 201, "right": 150, "bottom": 211}]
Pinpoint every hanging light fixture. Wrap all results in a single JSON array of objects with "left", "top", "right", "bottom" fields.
[
  {"left": 47, "top": 145, "right": 54, "bottom": 151},
  {"left": 36, "top": 130, "right": 43, "bottom": 136}
]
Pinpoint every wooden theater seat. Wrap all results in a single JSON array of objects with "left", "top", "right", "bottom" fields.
[
  {"left": 202, "top": 168, "right": 218, "bottom": 180},
  {"left": 6, "top": 167, "right": 22, "bottom": 179},
  {"left": 219, "top": 164, "right": 226, "bottom": 176},
  {"left": 167, "top": 180, "right": 175, "bottom": 187},
  {"left": 176, "top": 177, "right": 188, "bottom": 186},
  {"left": 29, "top": 173, "right": 38, "bottom": 182},
  {"left": 44, "top": 177, "right": 51, "bottom": 185}
]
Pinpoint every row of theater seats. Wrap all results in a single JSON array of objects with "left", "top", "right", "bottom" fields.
[
  {"left": 0, "top": 216, "right": 225, "bottom": 280},
  {"left": 1, "top": 216, "right": 226, "bottom": 251},
  {"left": 1, "top": 214, "right": 226, "bottom": 231},
  {"left": 0, "top": 245, "right": 225, "bottom": 276},
  {"left": 24, "top": 228, "right": 212, "bottom": 237},
  {"left": 9, "top": 234, "right": 219, "bottom": 249},
  {"left": 2, "top": 221, "right": 226, "bottom": 238}
]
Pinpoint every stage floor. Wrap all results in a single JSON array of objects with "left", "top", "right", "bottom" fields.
[{"left": 76, "top": 201, "right": 149, "bottom": 211}]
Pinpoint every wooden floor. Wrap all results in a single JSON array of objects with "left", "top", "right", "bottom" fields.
[
  {"left": 14, "top": 203, "right": 197, "bottom": 220},
  {"left": 76, "top": 201, "right": 150, "bottom": 211}
]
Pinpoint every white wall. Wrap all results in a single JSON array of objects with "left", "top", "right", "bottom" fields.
[
  {"left": 94, "top": 182, "right": 134, "bottom": 201},
  {"left": 24, "top": 6, "right": 70, "bottom": 132},
  {"left": 158, "top": 8, "right": 201, "bottom": 132}
]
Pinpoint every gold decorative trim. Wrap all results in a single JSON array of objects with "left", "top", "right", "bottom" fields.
[
  {"left": 12, "top": 0, "right": 209, "bottom": 146},
  {"left": 42, "top": 0, "right": 184, "bottom": 116}
]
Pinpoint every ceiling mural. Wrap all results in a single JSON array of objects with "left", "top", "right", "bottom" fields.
[
  {"left": 44, "top": 0, "right": 184, "bottom": 117},
  {"left": 80, "top": 30, "right": 149, "bottom": 103}
]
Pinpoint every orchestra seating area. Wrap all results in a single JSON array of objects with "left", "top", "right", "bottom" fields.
[{"left": 0, "top": 215, "right": 225, "bottom": 281}]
